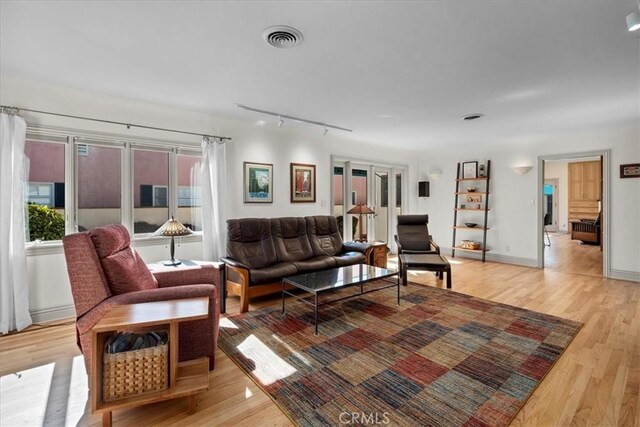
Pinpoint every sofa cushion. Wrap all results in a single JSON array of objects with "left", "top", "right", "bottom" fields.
[
  {"left": 333, "top": 251, "right": 367, "bottom": 267},
  {"left": 306, "top": 216, "right": 343, "bottom": 257},
  {"left": 271, "top": 217, "right": 314, "bottom": 262},
  {"left": 293, "top": 256, "right": 337, "bottom": 273},
  {"left": 89, "top": 225, "right": 158, "bottom": 295},
  {"left": 227, "top": 218, "right": 278, "bottom": 269},
  {"left": 249, "top": 262, "right": 299, "bottom": 285}
]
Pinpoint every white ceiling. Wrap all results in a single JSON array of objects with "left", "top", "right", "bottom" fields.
[{"left": 1, "top": 1, "right": 638, "bottom": 149}]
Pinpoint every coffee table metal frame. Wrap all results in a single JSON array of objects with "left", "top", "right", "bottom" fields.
[{"left": 282, "top": 264, "right": 399, "bottom": 334}]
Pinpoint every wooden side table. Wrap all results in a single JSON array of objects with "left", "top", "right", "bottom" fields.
[
  {"left": 367, "top": 242, "right": 389, "bottom": 268},
  {"left": 147, "top": 259, "right": 226, "bottom": 313},
  {"left": 91, "top": 298, "right": 210, "bottom": 427}
]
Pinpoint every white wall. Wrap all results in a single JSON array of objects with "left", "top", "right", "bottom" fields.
[
  {"left": 1, "top": 76, "right": 420, "bottom": 321},
  {"left": 544, "top": 161, "right": 568, "bottom": 232},
  {"left": 418, "top": 123, "right": 640, "bottom": 279}
]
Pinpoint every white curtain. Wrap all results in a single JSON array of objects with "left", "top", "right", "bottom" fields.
[
  {"left": 0, "top": 113, "right": 32, "bottom": 334},
  {"left": 200, "top": 136, "right": 227, "bottom": 261}
]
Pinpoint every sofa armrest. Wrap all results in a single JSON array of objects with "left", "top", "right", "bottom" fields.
[
  {"left": 220, "top": 257, "right": 251, "bottom": 270},
  {"left": 76, "top": 284, "right": 218, "bottom": 335},
  {"left": 343, "top": 241, "right": 372, "bottom": 254},
  {"left": 153, "top": 263, "right": 222, "bottom": 288}
]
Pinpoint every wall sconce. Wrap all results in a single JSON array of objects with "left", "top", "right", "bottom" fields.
[
  {"left": 512, "top": 165, "right": 533, "bottom": 175},
  {"left": 428, "top": 169, "right": 442, "bottom": 180}
]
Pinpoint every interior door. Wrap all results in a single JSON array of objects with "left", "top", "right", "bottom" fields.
[{"left": 372, "top": 167, "right": 390, "bottom": 243}]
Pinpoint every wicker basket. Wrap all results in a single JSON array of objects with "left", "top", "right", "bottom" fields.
[{"left": 103, "top": 342, "right": 169, "bottom": 402}]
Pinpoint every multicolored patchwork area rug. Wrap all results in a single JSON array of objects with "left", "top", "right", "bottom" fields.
[{"left": 218, "top": 280, "right": 582, "bottom": 426}]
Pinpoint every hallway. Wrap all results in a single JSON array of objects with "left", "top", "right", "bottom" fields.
[{"left": 544, "top": 232, "right": 603, "bottom": 277}]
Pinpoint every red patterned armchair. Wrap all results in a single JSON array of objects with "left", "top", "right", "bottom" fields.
[{"left": 62, "top": 224, "right": 220, "bottom": 375}]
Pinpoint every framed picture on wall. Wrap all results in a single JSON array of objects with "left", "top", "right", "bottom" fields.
[
  {"left": 244, "top": 161, "right": 273, "bottom": 203},
  {"left": 290, "top": 163, "right": 316, "bottom": 203},
  {"left": 620, "top": 163, "right": 640, "bottom": 178},
  {"left": 462, "top": 161, "right": 478, "bottom": 179}
]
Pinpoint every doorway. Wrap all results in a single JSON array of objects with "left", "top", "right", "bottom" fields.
[
  {"left": 543, "top": 178, "right": 559, "bottom": 232},
  {"left": 331, "top": 157, "right": 406, "bottom": 251},
  {"left": 539, "top": 151, "right": 608, "bottom": 278}
]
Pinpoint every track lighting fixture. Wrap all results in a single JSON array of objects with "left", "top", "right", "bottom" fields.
[
  {"left": 323, "top": 127, "right": 328, "bottom": 136},
  {"left": 236, "top": 104, "right": 352, "bottom": 133}
]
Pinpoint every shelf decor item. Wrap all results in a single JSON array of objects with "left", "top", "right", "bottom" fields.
[
  {"left": 290, "top": 163, "right": 316, "bottom": 203},
  {"left": 152, "top": 216, "right": 193, "bottom": 266},
  {"left": 462, "top": 161, "right": 478, "bottom": 179},
  {"left": 460, "top": 240, "right": 481, "bottom": 250},
  {"left": 465, "top": 222, "right": 478, "bottom": 228}
]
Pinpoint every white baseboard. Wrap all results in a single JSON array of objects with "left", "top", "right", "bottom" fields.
[
  {"left": 30, "top": 305, "right": 76, "bottom": 323},
  {"left": 442, "top": 247, "right": 538, "bottom": 268},
  {"left": 609, "top": 269, "right": 640, "bottom": 283}
]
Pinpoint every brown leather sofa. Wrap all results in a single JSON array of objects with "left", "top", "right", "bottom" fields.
[{"left": 221, "top": 215, "right": 372, "bottom": 313}]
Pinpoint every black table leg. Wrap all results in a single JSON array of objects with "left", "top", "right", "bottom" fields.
[
  {"left": 397, "top": 274, "right": 400, "bottom": 304},
  {"left": 314, "top": 293, "right": 319, "bottom": 335},
  {"left": 446, "top": 268, "right": 452, "bottom": 289},
  {"left": 281, "top": 281, "right": 285, "bottom": 314}
]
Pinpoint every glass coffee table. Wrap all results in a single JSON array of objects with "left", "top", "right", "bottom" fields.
[{"left": 282, "top": 264, "right": 399, "bottom": 334}]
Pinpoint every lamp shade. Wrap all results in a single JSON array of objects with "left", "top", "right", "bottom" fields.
[
  {"left": 346, "top": 204, "right": 375, "bottom": 215},
  {"left": 152, "top": 216, "right": 193, "bottom": 237}
]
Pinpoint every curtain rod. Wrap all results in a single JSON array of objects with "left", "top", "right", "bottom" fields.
[{"left": 0, "top": 105, "right": 232, "bottom": 141}]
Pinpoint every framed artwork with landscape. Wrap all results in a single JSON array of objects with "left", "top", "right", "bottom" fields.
[
  {"left": 290, "top": 163, "right": 316, "bottom": 203},
  {"left": 244, "top": 162, "right": 273, "bottom": 203}
]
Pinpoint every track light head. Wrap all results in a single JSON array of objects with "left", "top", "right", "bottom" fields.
[
  {"left": 277, "top": 117, "right": 284, "bottom": 128},
  {"left": 627, "top": 9, "right": 640, "bottom": 31},
  {"left": 323, "top": 127, "right": 328, "bottom": 136}
]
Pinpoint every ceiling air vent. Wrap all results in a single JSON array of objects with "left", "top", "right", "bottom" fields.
[{"left": 262, "top": 25, "right": 303, "bottom": 49}]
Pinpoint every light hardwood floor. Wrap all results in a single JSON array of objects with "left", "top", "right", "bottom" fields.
[
  {"left": 544, "top": 232, "right": 603, "bottom": 278},
  {"left": 1, "top": 254, "right": 638, "bottom": 426}
]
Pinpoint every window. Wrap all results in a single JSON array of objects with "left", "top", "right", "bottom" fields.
[
  {"left": 28, "top": 183, "right": 54, "bottom": 207},
  {"left": 24, "top": 139, "right": 65, "bottom": 241},
  {"left": 133, "top": 149, "right": 169, "bottom": 234},
  {"left": 176, "top": 154, "right": 202, "bottom": 231},
  {"left": 77, "top": 144, "right": 122, "bottom": 231},
  {"left": 23, "top": 129, "right": 204, "bottom": 245}
]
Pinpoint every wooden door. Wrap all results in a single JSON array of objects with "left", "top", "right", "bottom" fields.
[
  {"left": 568, "top": 162, "right": 584, "bottom": 201},
  {"left": 583, "top": 161, "right": 601, "bottom": 200}
]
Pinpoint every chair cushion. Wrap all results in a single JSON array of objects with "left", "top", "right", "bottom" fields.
[
  {"left": 397, "top": 215, "right": 432, "bottom": 252},
  {"left": 89, "top": 224, "right": 130, "bottom": 258},
  {"left": 249, "top": 262, "right": 299, "bottom": 285},
  {"left": 89, "top": 225, "right": 158, "bottom": 295},
  {"left": 293, "top": 256, "right": 336, "bottom": 273},
  {"left": 332, "top": 251, "right": 366, "bottom": 267}
]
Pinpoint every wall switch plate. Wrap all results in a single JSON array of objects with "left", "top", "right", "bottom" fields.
[{"left": 321, "top": 200, "right": 327, "bottom": 207}]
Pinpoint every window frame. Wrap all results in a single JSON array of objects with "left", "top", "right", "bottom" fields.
[{"left": 25, "top": 126, "right": 203, "bottom": 254}]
